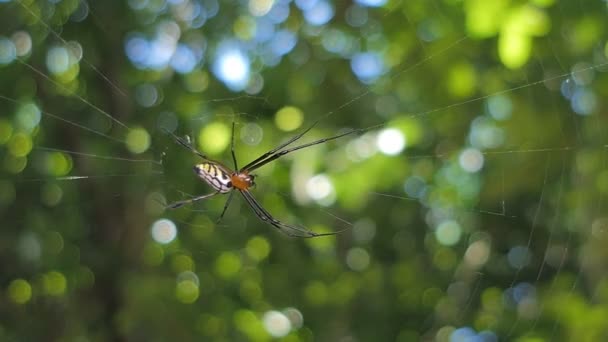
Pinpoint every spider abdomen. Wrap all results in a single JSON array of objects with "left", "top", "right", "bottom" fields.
[{"left": 194, "top": 163, "right": 233, "bottom": 193}]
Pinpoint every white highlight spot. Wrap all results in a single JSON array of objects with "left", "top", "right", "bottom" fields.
[
  {"left": 459, "top": 148, "right": 484, "bottom": 173},
  {"left": 249, "top": 0, "right": 275, "bottom": 16},
  {"left": 306, "top": 174, "right": 336, "bottom": 206},
  {"left": 46, "top": 46, "right": 71, "bottom": 74},
  {"left": 376, "top": 128, "right": 405, "bottom": 156},
  {"left": 151, "top": 219, "right": 177, "bottom": 244},
  {"left": 213, "top": 43, "right": 250, "bottom": 91},
  {"left": 263, "top": 310, "right": 292, "bottom": 338},
  {"left": 220, "top": 53, "right": 247, "bottom": 81}
]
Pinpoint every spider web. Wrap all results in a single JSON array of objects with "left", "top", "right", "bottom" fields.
[{"left": 1, "top": 0, "right": 607, "bottom": 341}]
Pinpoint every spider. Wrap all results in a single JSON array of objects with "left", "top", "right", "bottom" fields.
[{"left": 165, "top": 119, "right": 360, "bottom": 238}]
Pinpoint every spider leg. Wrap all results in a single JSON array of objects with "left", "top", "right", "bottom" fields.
[
  {"left": 230, "top": 121, "right": 238, "bottom": 170},
  {"left": 216, "top": 191, "right": 235, "bottom": 223},
  {"left": 239, "top": 190, "right": 338, "bottom": 238},
  {"left": 166, "top": 191, "right": 221, "bottom": 209},
  {"left": 239, "top": 118, "right": 326, "bottom": 171},
  {"left": 242, "top": 128, "right": 361, "bottom": 172}
]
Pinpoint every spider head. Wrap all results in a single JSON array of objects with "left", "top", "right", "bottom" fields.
[{"left": 249, "top": 174, "right": 256, "bottom": 187}]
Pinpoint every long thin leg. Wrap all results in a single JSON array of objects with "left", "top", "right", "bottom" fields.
[
  {"left": 230, "top": 121, "right": 238, "bottom": 170},
  {"left": 166, "top": 191, "right": 220, "bottom": 209},
  {"left": 162, "top": 127, "right": 210, "bottom": 160},
  {"left": 239, "top": 190, "right": 338, "bottom": 238},
  {"left": 217, "top": 191, "right": 235, "bottom": 223},
  {"left": 243, "top": 128, "right": 361, "bottom": 172},
  {"left": 239, "top": 118, "right": 326, "bottom": 171}
]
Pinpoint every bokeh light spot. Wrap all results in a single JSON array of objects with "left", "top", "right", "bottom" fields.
[
  {"left": 0, "top": 118, "right": 13, "bottom": 144},
  {"left": 404, "top": 176, "right": 427, "bottom": 199},
  {"left": 459, "top": 148, "right": 484, "bottom": 173},
  {"left": 270, "top": 29, "right": 297, "bottom": 56},
  {"left": 262, "top": 310, "right": 292, "bottom": 338},
  {"left": 508, "top": 246, "right": 531, "bottom": 269},
  {"left": 465, "top": 0, "right": 508, "bottom": 38},
  {"left": 355, "top": 0, "right": 386, "bottom": 7},
  {"left": 199, "top": 122, "right": 231, "bottom": 155},
  {"left": 571, "top": 88, "right": 598, "bottom": 116},
  {"left": 46, "top": 46, "right": 74, "bottom": 75},
  {"left": 435, "top": 220, "right": 462, "bottom": 246},
  {"left": 499, "top": 32, "right": 531, "bottom": 69},
  {"left": 283, "top": 307, "right": 304, "bottom": 329},
  {"left": 487, "top": 95, "right": 512, "bottom": 120},
  {"left": 126, "top": 127, "right": 151, "bottom": 154},
  {"left": 7, "top": 279, "right": 32, "bottom": 304},
  {"left": 151, "top": 219, "right": 178, "bottom": 244},
  {"left": 275, "top": 106, "right": 304, "bottom": 132},
  {"left": 376, "top": 128, "right": 405, "bottom": 155},
  {"left": 246, "top": 236, "right": 271, "bottom": 261},
  {"left": 450, "top": 326, "right": 477, "bottom": 342},
  {"left": 306, "top": 174, "right": 336, "bottom": 206},
  {"left": 303, "top": 0, "right": 334, "bottom": 26},
  {"left": 352, "top": 218, "right": 376, "bottom": 243},
  {"left": 4, "top": 155, "right": 27, "bottom": 174},
  {"left": 346, "top": 5, "right": 368, "bottom": 27},
  {"left": 43, "top": 271, "right": 67, "bottom": 296},
  {"left": 464, "top": 240, "right": 491, "bottom": 268},
  {"left": 212, "top": 42, "right": 250, "bottom": 91},
  {"left": 240, "top": 122, "right": 264, "bottom": 146},
  {"left": 176, "top": 279, "right": 199, "bottom": 304},
  {"left": 8, "top": 132, "right": 33, "bottom": 157},
  {"left": 234, "top": 16, "right": 256, "bottom": 41},
  {"left": 346, "top": 247, "right": 370, "bottom": 271},
  {"left": 571, "top": 62, "right": 595, "bottom": 86},
  {"left": 215, "top": 252, "right": 242, "bottom": 279},
  {"left": 18, "top": 232, "right": 41, "bottom": 262},
  {"left": 44, "top": 152, "right": 72, "bottom": 177},
  {"left": 0, "top": 37, "right": 17, "bottom": 65},
  {"left": 351, "top": 52, "right": 384, "bottom": 83},
  {"left": 234, "top": 309, "right": 266, "bottom": 339},
  {"left": 170, "top": 44, "right": 199, "bottom": 74},
  {"left": 15, "top": 102, "right": 41, "bottom": 133},
  {"left": 172, "top": 254, "right": 195, "bottom": 273},
  {"left": 134, "top": 83, "right": 159, "bottom": 107},
  {"left": 447, "top": 62, "right": 476, "bottom": 98},
  {"left": 177, "top": 271, "right": 200, "bottom": 287},
  {"left": 249, "top": 0, "right": 275, "bottom": 16},
  {"left": 469, "top": 117, "right": 505, "bottom": 149}
]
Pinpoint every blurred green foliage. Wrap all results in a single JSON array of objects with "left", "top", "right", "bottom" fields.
[{"left": 0, "top": 0, "right": 608, "bottom": 341}]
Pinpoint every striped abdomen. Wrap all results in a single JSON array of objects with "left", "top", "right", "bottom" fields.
[{"left": 194, "top": 163, "right": 233, "bottom": 193}]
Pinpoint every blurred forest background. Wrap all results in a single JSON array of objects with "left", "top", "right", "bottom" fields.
[{"left": 1, "top": 0, "right": 608, "bottom": 341}]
